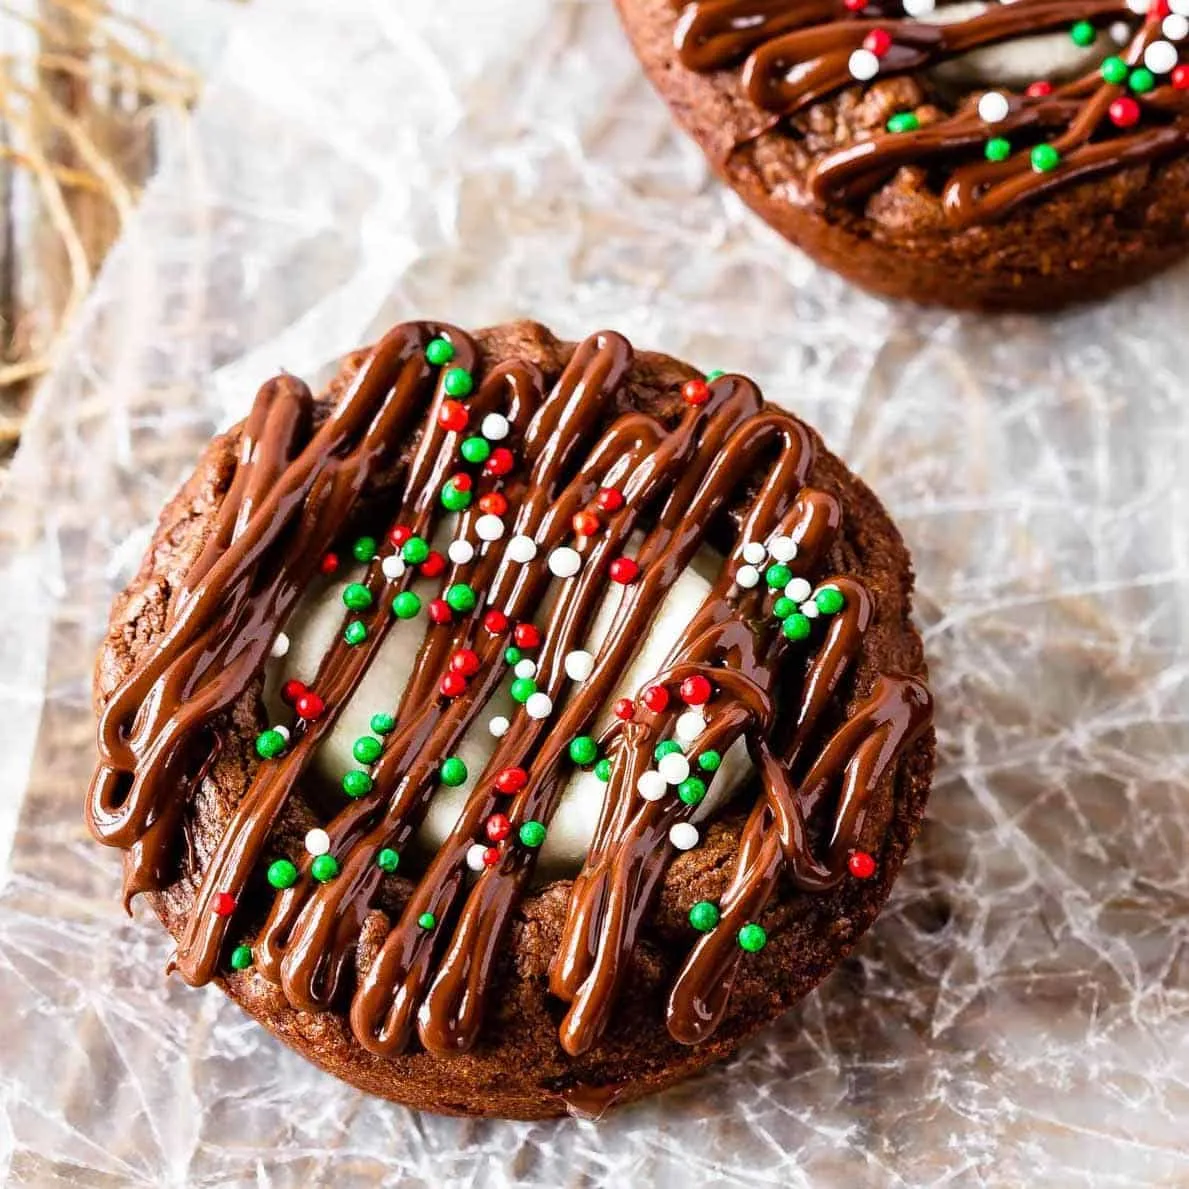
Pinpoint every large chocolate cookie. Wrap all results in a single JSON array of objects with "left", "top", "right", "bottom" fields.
[
  {"left": 87, "top": 319, "right": 934, "bottom": 1119},
  {"left": 617, "top": 0, "right": 1189, "bottom": 310}
]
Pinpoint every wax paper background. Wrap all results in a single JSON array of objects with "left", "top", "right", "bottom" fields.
[{"left": 2, "top": 0, "right": 1189, "bottom": 1184}]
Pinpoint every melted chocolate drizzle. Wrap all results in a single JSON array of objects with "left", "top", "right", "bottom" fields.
[
  {"left": 87, "top": 322, "right": 931, "bottom": 1059},
  {"left": 675, "top": 0, "right": 1189, "bottom": 225}
]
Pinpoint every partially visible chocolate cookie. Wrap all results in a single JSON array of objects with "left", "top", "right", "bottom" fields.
[
  {"left": 87, "top": 319, "right": 934, "bottom": 1119},
  {"left": 617, "top": 0, "right": 1189, "bottom": 310}
]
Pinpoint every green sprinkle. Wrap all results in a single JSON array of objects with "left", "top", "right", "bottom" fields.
[
  {"left": 1129, "top": 66, "right": 1156, "bottom": 94},
  {"left": 439, "top": 756, "right": 468, "bottom": 787},
  {"left": 392, "top": 591, "right": 422, "bottom": 619},
  {"left": 311, "top": 854, "right": 339, "bottom": 883},
  {"left": 518, "top": 820, "right": 547, "bottom": 848},
  {"left": 1070, "top": 19, "right": 1095, "bottom": 46},
  {"left": 886, "top": 111, "right": 920, "bottom": 134},
  {"left": 342, "top": 582, "right": 373, "bottom": 611},
  {"left": 765, "top": 563, "right": 793, "bottom": 589},
  {"left": 782, "top": 613, "right": 812, "bottom": 642},
  {"left": 654, "top": 739, "right": 683, "bottom": 762},
  {"left": 426, "top": 337, "right": 455, "bottom": 366},
  {"left": 985, "top": 136, "right": 1012, "bottom": 163},
  {"left": 569, "top": 736, "right": 598, "bottom": 766},
  {"left": 688, "top": 901, "right": 720, "bottom": 933},
  {"left": 697, "top": 750, "right": 721, "bottom": 773},
  {"left": 815, "top": 587, "right": 846, "bottom": 615},
  {"left": 352, "top": 536, "right": 377, "bottom": 563},
  {"left": 678, "top": 777, "right": 707, "bottom": 806},
  {"left": 772, "top": 595, "right": 795, "bottom": 619},
  {"left": 594, "top": 758, "right": 612, "bottom": 782},
  {"left": 443, "top": 367, "right": 474, "bottom": 398},
  {"left": 401, "top": 536, "right": 430, "bottom": 565},
  {"left": 353, "top": 735, "right": 383, "bottom": 765},
  {"left": 255, "top": 729, "right": 286, "bottom": 759},
  {"left": 342, "top": 769, "right": 374, "bottom": 799},
  {"left": 441, "top": 481, "right": 472, "bottom": 512},
  {"left": 1101, "top": 55, "right": 1128, "bottom": 85},
  {"left": 1030, "top": 143, "right": 1060, "bottom": 173},
  {"left": 230, "top": 944, "right": 254, "bottom": 971},
  {"left": 418, "top": 912, "right": 436, "bottom": 930},
  {"left": 376, "top": 847, "right": 400, "bottom": 873},
  {"left": 371, "top": 712, "right": 396, "bottom": 734},
  {"left": 344, "top": 620, "right": 368, "bottom": 646},
  {"left": 510, "top": 676, "right": 536, "bottom": 704},
  {"left": 445, "top": 583, "right": 477, "bottom": 613},
  {"left": 705, "top": 369, "right": 725, "bottom": 381},
  {"left": 737, "top": 923, "right": 768, "bottom": 953},
  {"left": 460, "top": 436, "right": 491, "bottom": 465},
  {"left": 267, "top": 858, "right": 298, "bottom": 890},
  {"left": 504, "top": 646, "right": 523, "bottom": 665}
]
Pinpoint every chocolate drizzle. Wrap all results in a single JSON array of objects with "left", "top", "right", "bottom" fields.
[
  {"left": 87, "top": 322, "right": 931, "bottom": 1060},
  {"left": 675, "top": 0, "right": 1189, "bottom": 225}
]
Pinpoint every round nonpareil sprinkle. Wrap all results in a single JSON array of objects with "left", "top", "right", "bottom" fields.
[
  {"left": 440, "top": 757, "right": 468, "bottom": 787},
  {"left": 371, "top": 712, "right": 395, "bottom": 734},
  {"left": 353, "top": 736, "right": 382, "bottom": 765},
  {"left": 353, "top": 536, "right": 377, "bottom": 563},
  {"left": 549, "top": 547, "right": 582, "bottom": 578},
  {"left": 342, "top": 582, "right": 373, "bottom": 611},
  {"left": 785, "top": 577, "right": 812, "bottom": 604},
  {"left": 466, "top": 843, "right": 489, "bottom": 872},
  {"left": 659, "top": 752, "right": 691, "bottom": 785},
  {"left": 476, "top": 514, "right": 505, "bottom": 542},
  {"left": 267, "top": 859, "right": 298, "bottom": 889},
  {"left": 514, "top": 659, "right": 537, "bottom": 679},
  {"left": 655, "top": 739, "right": 683, "bottom": 762},
  {"left": 1070, "top": 18, "right": 1096, "bottom": 45},
  {"left": 680, "top": 674, "right": 712, "bottom": 705},
  {"left": 311, "top": 854, "right": 339, "bottom": 883},
  {"left": 418, "top": 912, "right": 436, "bottom": 930},
  {"left": 448, "top": 539, "right": 475, "bottom": 565},
  {"left": 489, "top": 715, "right": 510, "bottom": 737},
  {"left": 815, "top": 586, "right": 846, "bottom": 615},
  {"left": 1101, "top": 54, "right": 1129, "bottom": 84},
  {"left": 569, "top": 736, "right": 598, "bottom": 766},
  {"left": 736, "top": 564, "right": 760, "bottom": 589},
  {"left": 1030, "top": 143, "right": 1060, "bottom": 172},
  {"left": 669, "top": 822, "right": 699, "bottom": 851},
  {"left": 481, "top": 413, "right": 510, "bottom": 440},
  {"left": 519, "top": 820, "right": 547, "bottom": 848},
  {"left": 741, "top": 541, "right": 766, "bottom": 565},
  {"left": 270, "top": 633, "right": 290, "bottom": 658},
  {"left": 256, "top": 729, "right": 286, "bottom": 759},
  {"left": 698, "top": 749, "right": 721, "bottom": 772},
  {"left": 594, "top": 758, "right": 612, "bottom": 782},
  {"left": 486, "top": 812, "right": 513, "bottom": 841},
  {"left": 848, "top": 850, "right": 877, "bottom": 879},
  {"left": 564, "top": 650, "right": 594, "bottom": 681},
  {"left": 526, "top": 692, "right": 554, "bottom": 719},
  {"left": 381, "top": 554, "right": 407, "bottom": 581},
  {"left": 377, "top": 847, "right": 400, "bottom": 873},
  {"left": 848, "top": 48, "right": 880, "bottom": 81},
  {"left": 985, "top": 137, "right": 1011, "bottom": 163},
  {"left": 507, "top": 535, "right": 537, "bottom": 563},
  {"left": 689, "top": 901, "right": 720, "bottom": 932},
  {"left": 510, "top": 676, "right": 536, "bottom": 703},
  {"left": 737, "top": 923, "right": 767, "bottom": 952},
  {"left": 1144, "top": 39, "right": 1178, "bottom": 72},
  {"left": 782, "top": 613, "right": 812, "bottom": 641},
  {"left": 769, "top": 536, "right": 797, "bottom": 562},
  {"left": 637, "top": 771, "right": 667, "bottom": 801},
  {"left": 342, "top": 770, "right": 373, "bottom": 798},
  {"left": 678, "top": 777, "right": 707, "bottom": 806},
  {"left": 426, "top": 336, "right": 455, "bottom": 366},
  {"left": 401, "top": 536, "right": 430, "bottom": 565},
  {"left": 392, "top": 591, "right": 422, "bottom": 619},
  {"left": 675, "top": 710, "right": 705, "bottom": 742},
  {"left": 304, "top": 828, "right": 331, "bottom": 856},
  {"left": 442, "top": 367, "right": 473, "bottom": 398},
  {"left": 977, "top": 91, "right": 1009, "bottom": 123},
  {"left": 230, "top": 945, "right": 253, "bottom": 971},
  {"left": 212, "top": 891, "right": 236, "bottom": 916},
  {"left": 800, "top": 600, "right": 820, "bottom": 619},
  {"left": 886, "top": 111, "right": 919, "bottom": 134},
  {"left": 445, "top": 583, "right": 477, "bottom": 613}
]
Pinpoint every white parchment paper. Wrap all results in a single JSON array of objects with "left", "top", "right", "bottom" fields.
[{"left": 2, "top": 0, "right": 1188, "bottom": 1184}]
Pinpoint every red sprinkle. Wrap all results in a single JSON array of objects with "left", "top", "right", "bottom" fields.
[
  {"left": 642, "top": 685, "right": 670, "bottom": 713},
  {"left": 281, "top": 679, "right": 306, "bottom": 706},
  {"left": 428, "top": 598, "right": 453, "bottom": 625},
  {"left": 495, "top": 767, "right": 528, "bottom": 793},
  {"left": 438, "top": 400, "right": 468, "bottom": 432},
  {"left": 450, "top": 472, "right": 473, "bottom": 493},
  {"left": 863, "top": 27, "right": 892, "bottom": 56},
  {"left": 843, "top": 0, "right": 867, "bottom": 10},
  {"left": 485, "top": 813, "right": 512, "bottom": 842},
  {"left": 613, "top": 698, "right": 635, "bottom": 721},
  {"left": 485, "top": 447, "right": 515, "bottom": 476},
  {"left": 440, "top": 671, "right": 467, "bottom": 698},
  {"left": 1150, "top": 0, "right": 1170, "bottom": 15},
  {"left": 319, "top": 552, "right": 340, "bottom": 576},
  {"left": 451, "top": 649, "right": 481, "bottom": 676},
  {"left": 513, "top": 622, "right": 541, "bottom": 649},
  {"left": 596, "top": 487, "right": 625, "bottom": 513},
  {"left": 484, "top": 609, "right": 509, "bottom": 634},
  {"left": 681, "top": 379, "right": 710, "bottom": 406},
  {"left": 1174, "top": 64, "right": 1189, "bottom": 90},
  {"left": 1109, "top": 97, "right": 1140, "bottom": 128},
  {"left": 388, "top": 525, "right": 412, "bottom": 547},
  {"left": 573, "top": 510, "right": 600, "bottom": 538},
  {"left": 420, "top": 550, "right": 447, "bottom": 579},
  {"left": 679, "top": 675, "right": 712, "bottom": 706},
  {"left": 212, "top": 892, "right": 237, "bottom": 917},
  {"left": 1025, "top": 80, "right": 1053, "bottom": 98},
  {"left": 482, "top": 846, "right": 501, "bottom": 867},
  {"left": 295, "top": 691, "right": 325, "bottom": 720},
  {"left": 609, "top": 557, "right": 639, "bottom": 584},
  {"left": 848, "top": 851, "right": 876, "bottom": 880},
  {"left": 479, "top": 492, "right": 508, "bottom": 516}
]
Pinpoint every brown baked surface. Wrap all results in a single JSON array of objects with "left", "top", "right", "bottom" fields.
[
  {"left": 93, "top": 319, "right": 934, "bottom": 1119},
  {"left": 616, "top": 0, "right": 1189, "bottom": 311}
]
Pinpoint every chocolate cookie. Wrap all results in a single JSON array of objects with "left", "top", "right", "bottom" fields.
[
  {"left": 617, "top": 0, "right": 1189, "bottom": 310},
  {"left": 87, "top": 319, "right": 934, "bottom": 1119}
]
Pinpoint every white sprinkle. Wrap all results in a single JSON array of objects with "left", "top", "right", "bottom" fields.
[
  {"left": 848, "top": 48, "right": 879, "bottom": 82},
  {"left": 489, "top": 715, "right": 510, "bottom": 737},
  {"left": 476, "top": 514, "right": 505, "bottom": 542},
  {"left": 1163, "top": 12, "right": 1189, "bottom": 38},
  {"left": 658, "top": 752, "right": 691, "bottom": 786},
  {"left": 565, "top": 650, "right": 595, "bottom": 681},
  {"left": 270, "top": 632, "right": 290, "bottom": 658},
  {"left": 741, "top": 541, "right": 766, "bottom": 565},
  {"left": 669, "top": 822, "right": 700, "bottom": 851},
  {"left": 1144, "top": 39, "right": 1178, "bottom": 72},
  {"left": 675, "top": 710, "right": 705, "bottom": 743},
  {"left": 381, "top": 554, "right": 406, "bottom": 581},
  {"left": 304, "top": 828, "right": 331, "bottom": 856},
  {"left": 736, "top": 564, "right": 760, "bottom": 589},
  {"left": 525, "top": 692, "right": 553, "bottom": 719},
  {"left": 977, "top": 91, "right": 1010, "bottom": 124},
  {"left": 448, "top": 539, "right": 475, "bottom": 565},
  {"left": 1170, "top": 0, "right": 1189, "bottom": 15},
  {"left": 481, "top": 413, "right": 510, "bottom": 441},
  {"left": 768, "top": 536, "right": 798, "bottom": 563},
  {"left": 273, "top": 724, "right": 290, "bottom": 743},
  {"left": 637, "top": 771, "right": 667, "bottom": 801},
  {"left": 902, "top": 0, "right": 935, "bottom": 13},
  {"left": 1126, "top": 0, "right": 1149, "bottom": 12},
  {"left": 1110, "top": 19, "right": 1133, "bottom": 43},
  {"left": 800, "top": 600, "right": 820, "bottom": 620},
  {"left": 548, "top": 547, "right": 582, "bottom": 578},
  {"left": 466, "top": 843, "right": 488, "bottom": 872},
  {"left": 506, "top": 535, "right": 537, "bottom": 563},
  {"left": 514, "top": 659, "right": 537, "bottom": 679},
  {"left": 784, "top": 577, "right": 813, "bottom": 604}
]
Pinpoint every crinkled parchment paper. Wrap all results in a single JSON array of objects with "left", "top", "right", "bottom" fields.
[{"left": 2, "top": 0, "right": 1188, "bottom": 1184}]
